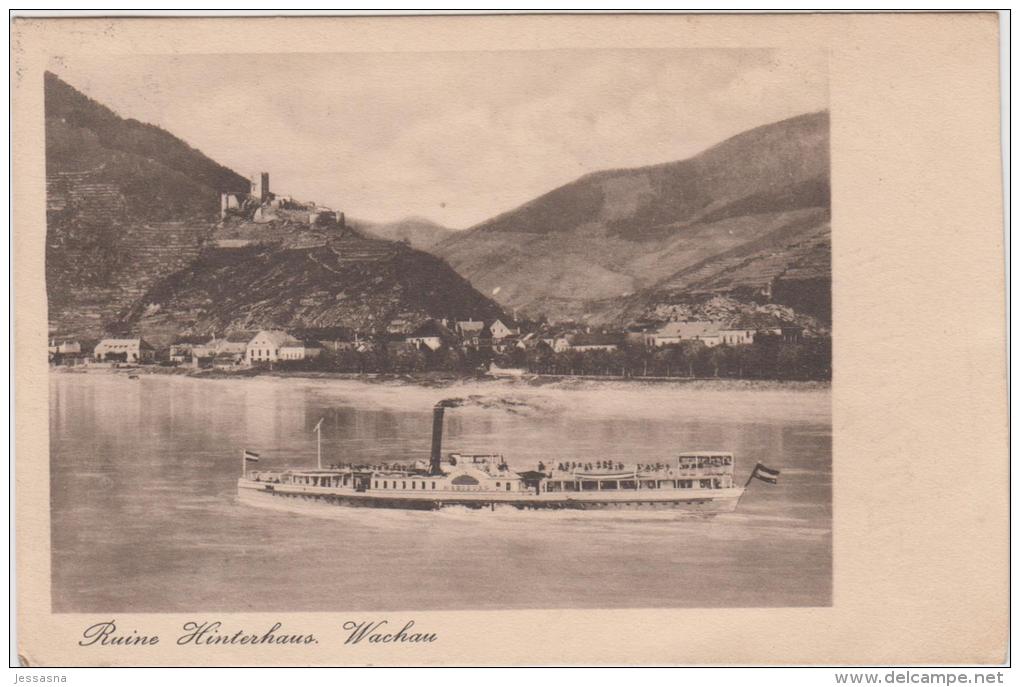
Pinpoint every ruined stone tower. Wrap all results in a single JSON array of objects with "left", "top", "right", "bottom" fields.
[{"left": 250, "top": 172, "right": 270, "bottom": 204}]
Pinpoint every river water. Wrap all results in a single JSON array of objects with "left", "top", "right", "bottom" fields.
[{"left": 50, "top": 372, "right": 831, "bottom": 612}]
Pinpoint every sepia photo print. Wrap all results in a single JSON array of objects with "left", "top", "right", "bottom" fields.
[{"left": 43, "top": 47, "right": 833, "bottom": 615}]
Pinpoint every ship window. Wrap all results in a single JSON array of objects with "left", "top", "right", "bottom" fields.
[
  {"left": 496, "top": 482, "right": 501, "bottom": 488},
  {"left": 581, "top": 481, "right": 598, "bottom": 491},
  {"left": 402, "top": 481, "right": 406, "bottom": 489},
  {"left": 506, "top": 483, "right": 511, "bottom": 491},
  {"left": 432, "top": 482, "right": 436, "bottom": 489},
  {"left": 620, "top": 480, "right": 637, "bottom": 490},
  {"left": 383, "top": 481, "right": 388, "bottom": 489},
  {"left": 601, "top": 481, "right": 618, "bottom": 490},
  {"left": 641, "top": 480, "right": 657, "bottom": 489},
  {"left": 700, "top": 479, "right": 712, "bottom": 489},
  {"left": 373, "top": 481, "right": 378, "bottom": 488}
]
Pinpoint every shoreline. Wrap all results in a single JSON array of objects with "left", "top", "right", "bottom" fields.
[{"left": 50, "top": 364, "right": 830, "bottom": 392}]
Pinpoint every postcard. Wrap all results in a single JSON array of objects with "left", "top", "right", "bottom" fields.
[{"left": 11, "top": 12, "right": 1006, "bottom": 666}]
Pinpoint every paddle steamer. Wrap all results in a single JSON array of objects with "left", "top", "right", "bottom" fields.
[{"left": 237, "top": 404, "right": 765, "bottom": 513}]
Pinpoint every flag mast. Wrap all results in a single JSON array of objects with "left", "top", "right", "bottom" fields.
[
  {"left": 313, "top": 418, "right": 324, "bottom": 470},
  {"left": 241, "top": 449, "right": 260, "bottom": 477},
  {"left": 744, "top": 463, "right": 758, "bottom": 488}
]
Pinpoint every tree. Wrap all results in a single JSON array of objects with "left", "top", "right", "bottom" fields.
[
  {"left": 434, "top": 346, "right": 467, "bottom": 372},
  {"left": 707, "top": 346, "right": 731, "bottom": 377}
]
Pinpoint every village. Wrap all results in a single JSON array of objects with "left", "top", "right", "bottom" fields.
[
  {"left": 47, "top": 171, "right": 830, "bottom": 381},
  {"left": 48, "top": 311, "right": 829, "bottom": 381}
]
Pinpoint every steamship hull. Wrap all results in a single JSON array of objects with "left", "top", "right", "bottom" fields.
[
  {"left": 237, "top": 478, "right": 744, "bottom": 513},
  {"left": 237, "top": 402, "right": 747, "bottom": 516}
]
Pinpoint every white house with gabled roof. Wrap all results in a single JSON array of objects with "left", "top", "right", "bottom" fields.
[
  {"left": 94, "top": 338, "right": 155, "bottom": 363},
  {"left": 488, "top": 319, "right": 516, "bottom": 341},
  {"left": 246, "top": 330, "right": 300, "bottom": 364}
]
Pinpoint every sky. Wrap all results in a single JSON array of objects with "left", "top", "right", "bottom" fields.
[{"left": 50, "top": 49, "right": 827, "bottom": 228}]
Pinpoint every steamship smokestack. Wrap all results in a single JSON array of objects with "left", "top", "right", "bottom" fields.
[{"left": 429, "top": 405, "right": 445, "bottom": 475}]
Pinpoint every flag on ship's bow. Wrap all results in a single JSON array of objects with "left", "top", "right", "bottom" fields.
[
  {"left": 748, "top": 462, "right": 780, "bottom": 485},
  {"left": 749, "top": 462, "right": 780, "bottom": 484},
  {"left": 244, "top": 450, "right": 260, "bottom": 463}
]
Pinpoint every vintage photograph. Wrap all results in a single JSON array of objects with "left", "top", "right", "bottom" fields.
[{"left": 45, "top": 49, "right": 832, "bottom": 614}]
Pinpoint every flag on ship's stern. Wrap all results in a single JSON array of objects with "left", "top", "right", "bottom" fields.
[
  {"left": 244, "top": 450, "right": 260, "bottom": 463},
  {"left": 750, "top": 462, "right": 780, "bottom": 484}
]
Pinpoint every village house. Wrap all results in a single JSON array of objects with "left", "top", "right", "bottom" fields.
[
  {"left": 540, "top": 335, "right": 572, "bottom": 353},
  {"left": 624, "top": 323, "right": 657, "bottom": 346},
  {"left": 515, "top": 332, "right": 540, "bottom": 351},
  {"left": 246, "top": 330, "right": 300, "bottom": 364},
  {"left": 94, "top": 338, "right": 155, "bottom": 363},
  {"left": 218, "top": 335, "right": 251, "bottom": 358},
  {"left": 384, "top": 333, "right": 414, "bottom": 356},
  {"left": 386, "top": 315, "right": 417, "bottom": 335},
  {"left": 346, "top": 336, "right": 375, "bottom": 352},
  {"left": 48, "top": 337, "right": 82, "bottom": 356},
  {"left": 488, "top": 319, "right": 517, "bottom": 341},
  {"left": 454, "top": 320, "right": 486, "bottom": 347},
  {"left": 169, "top": 343, "right": 194, "bottom": 364},
  {"left": 190, "top": 335, "right": 249, "bottom": 364},
  {"left": 49, "top": 337, "right": 86, "bottom": 365},
  {"left": 279, "top": 340, "right": 324, "bottom": 361},
  {"left": 493, "top": 334, "right": 531, "bottom": 354},
  {"left": 717, "top": 327, "right": 757, "bottom": 346},
  {"left": 749, "top": 325, "right": 804, "bottom": 343},
  {"left": 717, "top": 315, "right": 805, "bottom": 345},
  {"left": 317, "top": 332, "right": 360, "bottom": 353},
  {"left": 778, "top": 326, "right": 804, "bottom": 343},
  {"left": 168, "top": 335, "right": 213, "bottom": 364},
  {"left": 569, "top": 332, "right": 625, "bottom": 352},
  {"left": 406, "top": 320, "right": 456, "bottom": 352},
  {"left": 644, "top": 321, "right": 723, "bottom": 348},
  {"left": 212, "top": 351, "right": 243, "bottom": 370}
]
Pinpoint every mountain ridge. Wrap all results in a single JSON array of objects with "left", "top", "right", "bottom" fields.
[
  {"left": 434, "top": 111, "right": 830, "bottom": 323},
  {"left": 354, "top": 216, "right": 456, "bottom": 250}
]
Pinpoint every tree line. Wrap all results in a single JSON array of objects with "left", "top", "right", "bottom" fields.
[{"left": 274, "top": 334, "right": 831, "bottom": 381}]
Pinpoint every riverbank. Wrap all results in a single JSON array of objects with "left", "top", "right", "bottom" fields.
[{"left": 51, "top": 363, "right": 830, "bottom": 392}]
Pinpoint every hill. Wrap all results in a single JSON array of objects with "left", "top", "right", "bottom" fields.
[
  {"left": 44, "top": 73, "right": 504, "bottom": 343},
  {"left": 45, "top": 71, "right": 249, "bottom": 220},
  {"left": 45, "top": 71, "right": 253, "bottom": 338},
  {"left": 118, "top": 238, "right": 505, "bottom": 346},
  {"left": 434, "top": 112, "right": 830, "bottom": 323},
  {"left": 356, "top": 216, "right": 456, "bottom": 250}
]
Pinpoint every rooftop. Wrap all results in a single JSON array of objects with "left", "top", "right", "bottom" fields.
[{"left": 653, "top": 321, "right": 721, "bottom": 338}]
